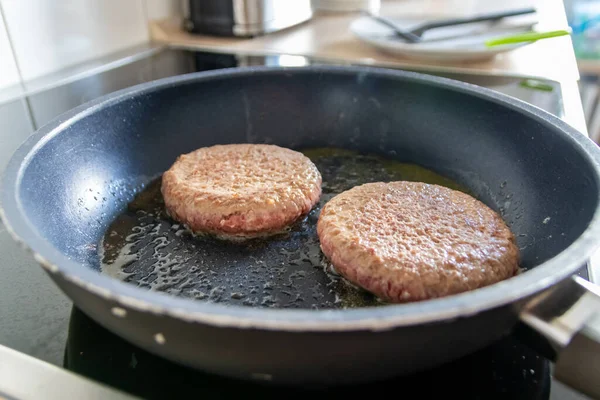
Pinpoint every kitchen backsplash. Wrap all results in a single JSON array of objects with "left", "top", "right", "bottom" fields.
[{"left": 0, "top": 0, "right": 183, "bottom": 90}]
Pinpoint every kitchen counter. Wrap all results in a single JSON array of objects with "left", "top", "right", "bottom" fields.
[{"left": 152, "top": 0, "right": 578, "bottom": 80}]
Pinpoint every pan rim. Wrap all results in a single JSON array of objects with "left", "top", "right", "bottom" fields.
[{"left": 2, "top": 65, "right": 600, "bottom": 332}]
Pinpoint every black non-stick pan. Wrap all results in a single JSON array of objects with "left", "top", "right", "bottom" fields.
[{"left": 2, "top": 66, "right": 600, "bottom": 397}]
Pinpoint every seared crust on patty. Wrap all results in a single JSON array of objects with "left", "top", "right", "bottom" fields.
[
  {"left": 161, "top": 144, "right": 321, "bottom": 239},
  {"left": 317, "top": 181, "right": 519, "bottom": 303}
]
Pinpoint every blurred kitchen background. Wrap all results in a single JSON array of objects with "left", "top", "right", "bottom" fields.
[
  {"left": 0, "top": 0, "right": 182, "bottom": 93},
  {"left": 566, "top": 0, "right": 600, "bottom": 142},
  {"left": 0, "top": 0, "right": 599, "bottom": 138}
]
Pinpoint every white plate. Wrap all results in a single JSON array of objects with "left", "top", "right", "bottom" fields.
[{"left": 350, "top": 15, "right": 537, "bottom": 62}]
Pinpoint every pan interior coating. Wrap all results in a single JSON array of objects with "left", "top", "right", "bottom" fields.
[{"left": 99, "top": 147, "right": 474, "bottom": 310}]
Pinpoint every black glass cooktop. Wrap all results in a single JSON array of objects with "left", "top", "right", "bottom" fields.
[
  {"left": 65, "top": 306, "right": 550, "bottom": 399},
  {"left": 0, "top": 47, "right": 589, "bottom": 400}
]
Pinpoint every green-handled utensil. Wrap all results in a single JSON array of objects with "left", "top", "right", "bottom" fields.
[{"left": 485, "top": 29, "right": 571, "bottom": 47}]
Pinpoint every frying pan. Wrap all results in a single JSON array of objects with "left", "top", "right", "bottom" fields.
[{"left": 2, "top": 66, "right": 600, "bottom": 397}]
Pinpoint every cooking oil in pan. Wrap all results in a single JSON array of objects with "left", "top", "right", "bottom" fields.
[{"left": 99, "top": 147, "right": 469, "bottom": 309}]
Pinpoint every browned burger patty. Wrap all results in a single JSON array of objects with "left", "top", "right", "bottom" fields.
[
  {"left": 161, "top": 144, "right": 322, "bottom": 239},
  {"left": 317, "top": 181, "right": 519, "bottom": 303}
]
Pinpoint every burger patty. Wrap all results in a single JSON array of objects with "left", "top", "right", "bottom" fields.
[
  {"left": 161, "top": 144, "right": 322, "bottom": 239},
  {"left": 316, "top": 181, "right": 519, "bottom": 303}
]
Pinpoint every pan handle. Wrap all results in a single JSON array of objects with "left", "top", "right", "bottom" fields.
[{"left": 519, "top": 275, "right": 600, "bottom": 399}]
